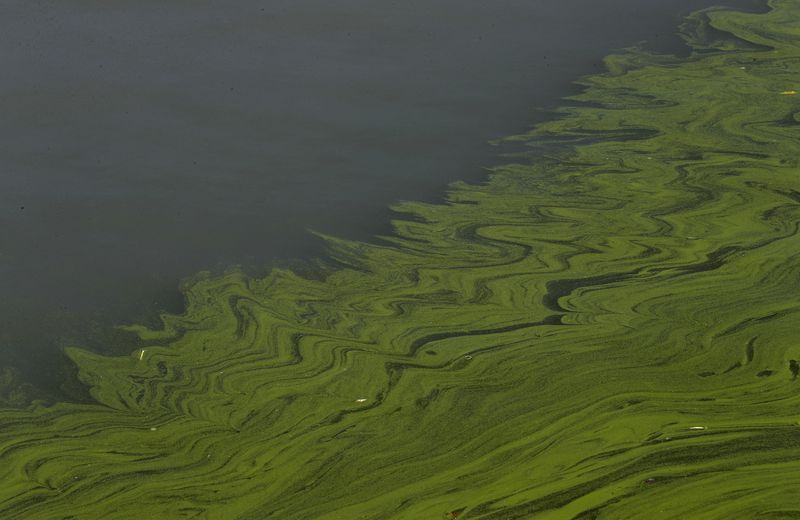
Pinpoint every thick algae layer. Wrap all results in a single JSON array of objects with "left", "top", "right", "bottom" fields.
[{"left": 3, "top": 1, "right": 800, "bottom": 518}]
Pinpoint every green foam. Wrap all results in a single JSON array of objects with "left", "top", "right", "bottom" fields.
[{"left": 3, "top": 1, "right": 800, "bottom": 518}]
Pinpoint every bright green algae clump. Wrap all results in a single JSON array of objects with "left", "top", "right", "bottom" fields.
[{"left": 3, "top": 2, "right": 800, "bottom": 518}]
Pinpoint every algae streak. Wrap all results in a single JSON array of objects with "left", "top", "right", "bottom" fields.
[{"left": 3, "top": 1, "right": 800, "bottom": 518}]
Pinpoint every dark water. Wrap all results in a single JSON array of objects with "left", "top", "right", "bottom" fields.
[{"left": 0, "top": 0, "right": 764, "bottom": 399}]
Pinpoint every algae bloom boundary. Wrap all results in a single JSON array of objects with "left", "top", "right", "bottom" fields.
[{"left": 2, "top": 1, "right": 800, "bottom": 518}]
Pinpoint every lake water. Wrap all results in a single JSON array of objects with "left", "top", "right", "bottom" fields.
[
  {"left": 1, "top": 0, "right": 764, "bottom": 400},
  {"left": 5, "top": 1, "right": 800, "bottom": 517}
]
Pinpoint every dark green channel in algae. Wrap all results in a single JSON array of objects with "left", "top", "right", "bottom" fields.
[{"left": 3, "top": 1, "right": 800, "bottom": 518}]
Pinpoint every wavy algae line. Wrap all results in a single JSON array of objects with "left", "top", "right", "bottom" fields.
[{"left": 3, "top": 1, "right": 800, "bottom": 518}]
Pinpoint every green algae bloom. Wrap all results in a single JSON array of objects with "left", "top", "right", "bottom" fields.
[{"left": 3, "top": 1, "right": 800, "bottom": 518}]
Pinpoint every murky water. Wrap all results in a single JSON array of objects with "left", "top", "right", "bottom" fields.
[
  {"left": 0, "top": 0, "right": 764, "bottom": 398},
  {"left": 5, "top": 2, "right": 799, "bottom": 518}
]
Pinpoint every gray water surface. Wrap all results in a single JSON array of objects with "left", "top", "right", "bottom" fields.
[{"left": 1, "top": 0, "right": 765, "bottom": 400}]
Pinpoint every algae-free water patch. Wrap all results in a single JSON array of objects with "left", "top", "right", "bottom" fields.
[{"left": 2, "top": 1, "right": 800, "bottom": 518}]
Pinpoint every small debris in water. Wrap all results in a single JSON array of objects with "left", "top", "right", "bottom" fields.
[
  {"left": 780, "top": 90, "right": 797, "bottom": 95},
  {"left": 139, "top": 350, "right": 145, "bottom": 361},
  {"left": 355, "top": 398, "right": 368, "bottom": 403},
  {"left": 688, "top": 426, "right": 706, "bottom": 431},
  {"left": 150, "top": 427, "right": 157, "bottom": 431}
]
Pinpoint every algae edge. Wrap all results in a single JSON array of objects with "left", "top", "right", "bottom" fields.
[{"left": 2, "top": 1, "right": 800, "bottom": 518}]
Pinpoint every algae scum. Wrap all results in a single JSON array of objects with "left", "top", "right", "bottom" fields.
[{"left": 3, "top": 1, "right": 800, "bottom": 518}]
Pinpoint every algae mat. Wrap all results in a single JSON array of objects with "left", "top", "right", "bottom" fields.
[{"left": 3, "top": 1, "right": 800, "bottom": 518}]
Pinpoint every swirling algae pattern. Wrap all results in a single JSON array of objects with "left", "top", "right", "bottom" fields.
[{"left": 4, "top": 1, "right": 800, "bottom": 518}]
